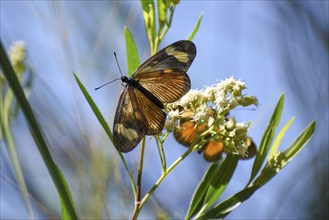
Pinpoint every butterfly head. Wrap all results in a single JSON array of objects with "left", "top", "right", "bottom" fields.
[{"left": 121, "top": 76, "right": 140, "bottom": 88}]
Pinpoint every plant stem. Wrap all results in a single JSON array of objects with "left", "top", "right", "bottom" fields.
[
  {"left": 131, "top": 137, "right": 146, "bottom": 220},
  {"left": 132, "top": 143, "right": 199, "bottom": 218}
]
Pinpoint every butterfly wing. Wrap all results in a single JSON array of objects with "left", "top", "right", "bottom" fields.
[
  {"left": 134, "top": 88, "right": 166, "bottom": 135},
  {"left": 113, "top": 87, "right": 148, "bottom": 152},
  {"left": 203, "top": 141, "right": 224, "bottom": 162},
  {"left": 134, "top": 40, "right": 196, "bottom": 103}
]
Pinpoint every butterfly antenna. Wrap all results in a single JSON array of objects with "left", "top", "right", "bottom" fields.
[
  {"left": 94, "top": 78, "right": 121, "bottom": 90},
  {"left": 114, "top": 52, "right": 123, "bottom": 77}
]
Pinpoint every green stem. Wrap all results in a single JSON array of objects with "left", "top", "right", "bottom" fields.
[
  {"left": 131, "top": 137, "right": 146, "bottom": 220},
  {"left": 133, "top": 143, "right": 199, "bottom": 218},
  {"left": 1, "top": 60, "right": 34, "bottom": 219},
  {"left": 155, "top": 136, "right": 166, "bottom": 173},
  {"left": 1, "top": 111, "right": 34, "bottom": 218}
]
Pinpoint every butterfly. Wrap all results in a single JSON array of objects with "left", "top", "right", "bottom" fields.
[
  {"left": 174, "top": 108, "right": 257, "bottom": 162},
  {"left": 113, "top": 40, "right": 196, "bottom": 152}
]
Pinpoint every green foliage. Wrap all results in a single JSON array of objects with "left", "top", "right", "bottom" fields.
[
  {"left": 188, "top": 13, "right": 203, "bottom": 41},
  {"left": 248, "top": 94, "right": 284, "bottom": 184},
  {"left": 0, "top": 41, "right": 78, "bottom": 219},
  {"left": 0, "top": 41, "right": 34, "bottom": 218},
  {"left": 125, "top": 27, "right": 140, "bottom": 76},
  {"left": 140, "top": 0, "right": 202, "bottom": 54},
  {"left": 73, "top": 72, "right": 137, "bottom": 199},
  {"left": 185, "top": 155, "right": 239, "bottom": 220},
  {"left": 187, "top": 94, "right": 316, "bottom": 219}
]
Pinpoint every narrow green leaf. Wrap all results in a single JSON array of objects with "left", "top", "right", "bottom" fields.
[
  {"left": 124, "top": 27, "right": 140, "bottom": 76},
  {"left": 157, "top": 0, "right": 168, "bottom": 30},
  {"left": 170, "top": 0, "right": 180, "bottom": 5},
  {"left": 0, "top": 40, "right": 78, "bottom": 219},
  {"left": 254, "top": 120, "right": 316, "bottom": 186},
  {"left": 187, "top": 13, "right": 203, "bottom": 41},
  {"left": 185, "top": 162, "right": 222, "bottom": 220},
  {"left": 140, "top": 0, "right": 156, "bottom": 51},
  {"left": 268, "top": 116, "right": 295, "bottom": 158},
  {"left": 73, "top": 73, "right": 113, "bottom": 142},
  {"left": 73, "top": 72, "right": 137, "bottom": 198},
  {"left": 284, "top": 120, "right": 315, "bottom": 163},
  {"left": 203, "top": 154, "right": 239, "bottom": 208},
  {"left": 196, "top": 185, "right": 260, "bottom": 219},
  {"left": 248, "top": 94, "right": 284, "bottom": 184},
  {"left": 57, "top": 165, "right": 76, "bottom": 220}
]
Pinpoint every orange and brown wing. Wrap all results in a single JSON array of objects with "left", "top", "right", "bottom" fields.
[
  {"left": 137, "top": 70, "right": 190, "bottom": 103},
  {"left": 113, "top": 87, "right": 148, "bottom": 152},
  {"left": 134, "top": 88, "right": 166, "bottom": 135},
  {"left": 203, "top": 141, "right": 224, "bottom": 162},
  {"left": 133, "top": 40, "right": 195, "bottom": 103}
]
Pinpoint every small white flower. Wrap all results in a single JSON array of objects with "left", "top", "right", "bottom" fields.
[
  {"left": 164, "top": 76, "right": 257, "bottom": 158},
  {"left": 214, "top": 90, "right": 228, "bottom": 108}
]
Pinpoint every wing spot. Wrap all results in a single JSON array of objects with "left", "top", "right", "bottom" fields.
[
  {"left": 165, "top": 46, "right": 189, "bottom": 63},
  {"left": 114, "top": 123, "right": 139, "bottom": 142}
]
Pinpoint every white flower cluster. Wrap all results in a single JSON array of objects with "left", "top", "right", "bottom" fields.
[{"left": 165, "top": 77, "right": 258, "bottom": 156}]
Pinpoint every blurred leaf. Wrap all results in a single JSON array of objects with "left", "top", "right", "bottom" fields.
[
  {"left": 57, "top": 165, "right": 76, "bottom": 220},
  {"left": 170, "top": 0, "right": 180, "bottom": 5},
  {"left": 157, "top": 0, "right": 168, "bottom": 30},
  {"left": 248, "top": 94, "right": 284, "bottom": 184},
  {"left": 140, "top": 0, "right": 156, "bottom": 51},
  {"left": 187, "top": 13, "right": 203, "bottom": 41},
  {"left": 0, "top": 40, "right": 78, "bottom": 219},
  {"left": 124, "top": 27, "right": 140, "bottom": 76},
  {"left": 185, "top": 162, "right": 222, "bottom": 220},
  {"left": 73, "top": 72, "right": 137, "bottom": 198},
  {"left": 269, "top": 116, "right": 295, "bottom": 158},
  {"left": 1, "top": 110, "right": 34, "bottom": 217}
]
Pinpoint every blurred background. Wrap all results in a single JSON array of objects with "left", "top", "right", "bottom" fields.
[{"left": 1, "top": 1, "right": 328, "bottom": 219}]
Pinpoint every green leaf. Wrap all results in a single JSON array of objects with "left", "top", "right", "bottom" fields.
[
  {"left": 0, "top": 40, "right": 78, "bottom": 219},
  {"left": 185, "top": 162, "right": 222, "bottom": 220},
  {"left": 268, "top": 116, "right": 295, "bottom": 158},
  {"left": 73, "top": 73, "right": 113, "bottom": 142},
  {"left": 140, "top": 0, "right": 156, "bottom": 51},
  {"left": 170, "top": 0, "right": 180, "bottom": 5},
  {"left": 284, "top": 120, "right": 315, "bottom": 164},
  {"left": 187, "top": 13, "right": 203, "bottom": 41},
  {"left": 248, "top": 94, "right": 284, "bottom": 184},
  {"left": 203, "top": 154, "right": 239, "bottom": 208},
  {"left": 124, "top": 27, "right": 140, "bottom": 76},
  {"left": 157, "top": 0, "right": 168, "bottom": 30},
  {"left": 57, "top": 165, "right": 76, "bottom": 220},
  {"left": 195, "top": 185, "right": 260, "bottom": 219},
  {"left": 186, "top": 155, "right": 239, "bottom": 219},
  {"left": 73, "top": 72, "right": 137, "bottom": 198}
]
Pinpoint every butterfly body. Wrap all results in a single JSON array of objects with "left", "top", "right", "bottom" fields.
[{"left": 113, "top": 40, "right": 196, "bottom": 152}]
